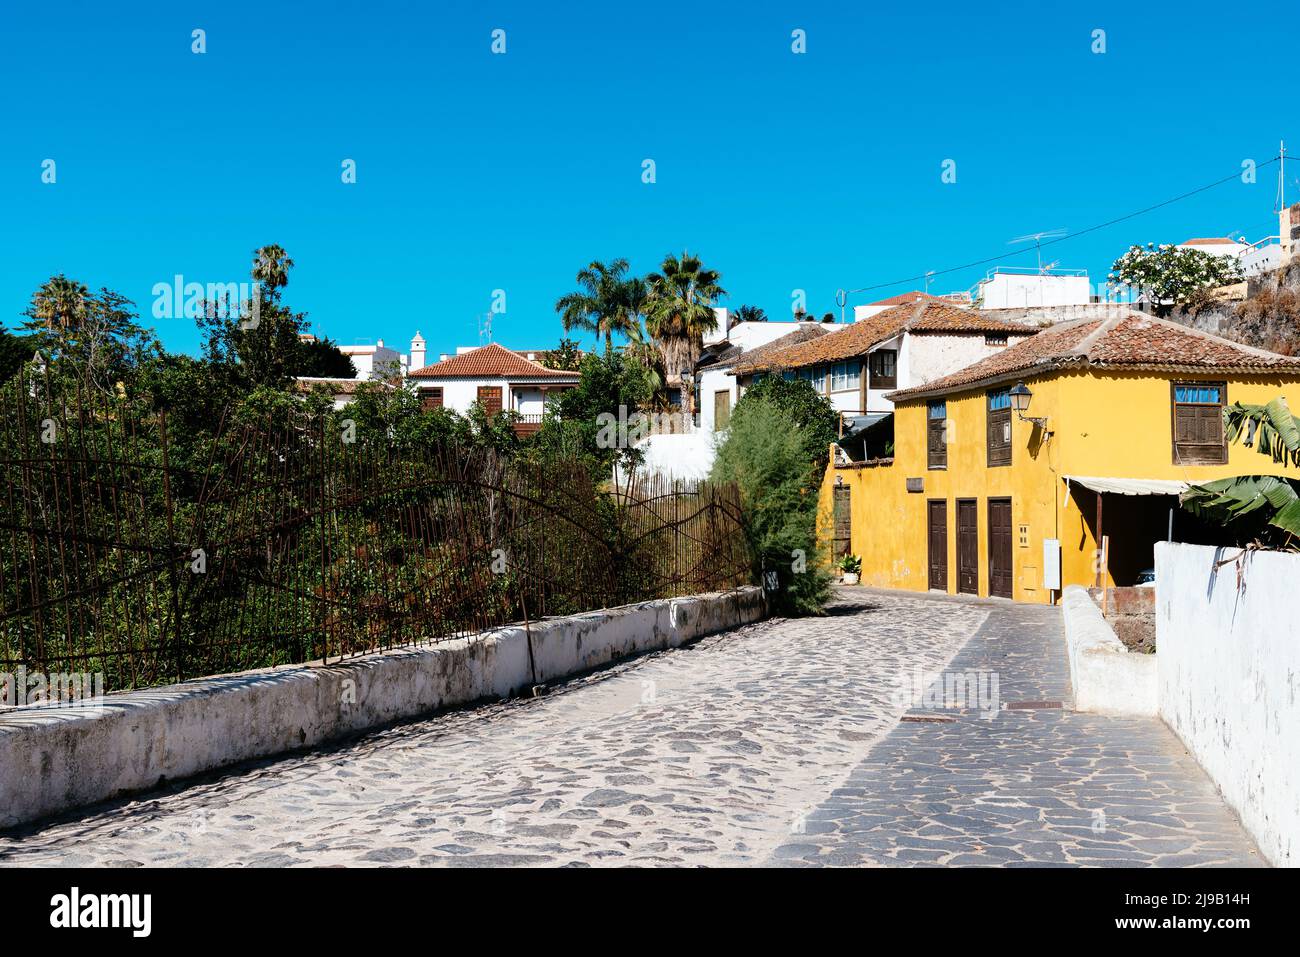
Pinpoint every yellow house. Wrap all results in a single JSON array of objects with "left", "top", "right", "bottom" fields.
[{"left": 820, "top": 312, "right": 1300, "bottom": 603}]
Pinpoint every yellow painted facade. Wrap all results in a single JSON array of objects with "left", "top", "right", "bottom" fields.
[{"left": 820, "top": 369, "right": 1300, "bottom": 603}]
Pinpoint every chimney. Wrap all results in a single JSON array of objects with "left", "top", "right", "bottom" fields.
[{"left": 409, "top": 331, "right": 426, "bottom": 370}]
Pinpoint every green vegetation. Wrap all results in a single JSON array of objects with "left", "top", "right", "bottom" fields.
[
  {"left": 711, "top": 378, "right": 837, "bottom": 615},
  {"left": 1182, "top": 397, "right": 1300, "bottom": 545},
  {"left": 1109, "top": 243, "right": 1243, "bottom": 317}
]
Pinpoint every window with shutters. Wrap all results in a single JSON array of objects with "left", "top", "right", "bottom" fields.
[
  {"left": 987, "top": 389, "right": 1012, "bottom": 467},
  {"left": 927, "top": 400, "right": 947, "bottom": 469},
  {"left": 1171, "top": 382, "right": 1227, "bottom": 465},
  {"left": 420, "top": 388, "right": 444, "bottom": 411},
  {"left": 868, "top": 349, "right": 898, "bottom": 389}
]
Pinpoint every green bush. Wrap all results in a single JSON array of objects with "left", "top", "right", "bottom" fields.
[{"left": 711, "top": 394, "right": 833, "bottom": 615}]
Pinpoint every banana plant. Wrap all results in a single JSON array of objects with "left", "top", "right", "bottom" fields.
[{"left": 1183, "top": 396, "right": 1300, "bottom": 539}]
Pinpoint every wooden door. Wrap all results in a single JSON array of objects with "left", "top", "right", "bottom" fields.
[
  {"left": 988, "top": 497, "right": 1013, "bottom": 598},
  {"left": 927, "top": 500, "right": 948, "bottom": 591},
  {"left": 714, "top": 390, "right": 731, "bottom": 431},
  {"left": 477, "top": 385, "right": 503, "bottom": 416},
  {"left": 957, "top": 499, "right": 978, "bottom": 595},
  {"left": 832, "top": 486, "right": 851, "bottom": 561}
]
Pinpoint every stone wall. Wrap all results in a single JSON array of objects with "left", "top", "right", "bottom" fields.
[{"left": 0, "top": 587, "right": 766, "bottom": 830}]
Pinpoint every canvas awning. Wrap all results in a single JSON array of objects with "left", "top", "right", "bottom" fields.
[
  {"left": 1063, "top": 475, "right": 1189, "bottom": 502},
  {"left": 840, "top": 412, "right": 891, "bottom": 441}
]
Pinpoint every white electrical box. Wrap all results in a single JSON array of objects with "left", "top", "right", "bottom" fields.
[{"left": 1042, "top": 538, "right": 1061, "bottom": 590}]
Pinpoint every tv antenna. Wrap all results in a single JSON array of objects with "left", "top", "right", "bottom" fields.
[
  {"left": 477, "top": 311, "right": 493, "bottom": 345},
  {"left": 1010, "top": 229, "right": 1068, "bottom": 273}
]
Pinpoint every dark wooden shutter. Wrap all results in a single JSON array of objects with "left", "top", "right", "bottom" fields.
[
  {"left": 987, "top": 408, "right": 1012, "bottom": 467},
  {"left": 988, "top": 498, "right": 1013, "bottom": 598},
  {"left": 1171, "top": 382, "right": 1227, "bottom": 465},
  {"left": 927, "top": 500, "right": 948, "bottom": 591},
  {"left": 957, "top": 499, "right": 978, "bottom": 595},
  {"left": 420, "top": 388, "right": 443, "bottom": 411},
  {"left": 477, "top": 385, "right": 503, "bottom": 416},
  {"left": 927, "top": 418, "right": 947, "bottom": 469},
  {"left": 832, "top": 486, "right": 851, "bottom": 560}
]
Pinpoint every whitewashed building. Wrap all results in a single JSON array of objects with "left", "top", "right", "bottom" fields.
[{"left": 406, "top": 343, "right": 579, "bottom": 436}]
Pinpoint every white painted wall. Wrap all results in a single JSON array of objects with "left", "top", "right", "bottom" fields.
[
  {"left": 977, "top": 272, "right": 1091, "bottom": 309},
  {"left": 698, "top": 366, "right": 736, "bottom": 433},
  {"left": 905, "top": 331, "right": 1032, "bottom": 389},
  {"left": 411, "top": 376, "right": 570, "bottom": 416},
  {"left": 1154, "top": 541, "right": 1300, "bottom": 867},
  {"left": 340, "top": 342, "right": 402, "bottom": 380}
]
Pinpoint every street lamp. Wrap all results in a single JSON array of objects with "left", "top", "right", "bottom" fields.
[{"left": 1009, "top": 381, "right": 1051, "bottom": 433}]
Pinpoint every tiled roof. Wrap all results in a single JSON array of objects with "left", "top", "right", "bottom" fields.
[
  {"left": 888, "top": 312, "right": 1300, "bottom": 401},
  {"left": 1181, "top": 237, "right": 1239, "bottom": 245},
  {"left": 732, "top": 302, "right": 1034, "bottom": 374},
  {"left": 408, "top": 343, "right": 579, "bottom": 379},
  {"left": 710, "top": 324, "right": 831, "bottom": 370},
  {"left": 865, "top": 290, "right": 963, "bottom": 307}
]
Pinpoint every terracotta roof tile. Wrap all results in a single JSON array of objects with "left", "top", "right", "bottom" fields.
[
  {"left": 865, "top": 290, "right": 964, "bottom": 307},
  {"left": 408, "top": 343, "right": 579, "bottom": 379},
  {"left": 888, "top": 312, "right": 1300, "bottom": 401},
  {"left": 732, "top": 302, "right": 1034, "bottom": 374}
]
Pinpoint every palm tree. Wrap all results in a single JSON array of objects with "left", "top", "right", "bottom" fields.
[
  {"left": 555, "top": 259, "right": 642, "bottom": 355},
  {"left": 252, "top": 244, "right": 295, "bottom": 300},
  {"left": 624, "top": 321, "right": 669, "bottom": 409},
  {"left": 643, "top": 251, "right": 727, "bottom": 415},
  {"left": 732, "top": 304, "right": 767, "bottom": 325},
  {"left": 29, "top": 275, "right": 89, "bottom": 331}
]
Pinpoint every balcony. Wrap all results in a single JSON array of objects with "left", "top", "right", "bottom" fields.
[{"left": 513, "top": 413, "right": 544, "bottom": 437}]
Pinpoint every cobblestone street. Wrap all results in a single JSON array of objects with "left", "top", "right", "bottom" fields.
[{"left": 0, "top": 590, "right": 1261, "bottom": 867}]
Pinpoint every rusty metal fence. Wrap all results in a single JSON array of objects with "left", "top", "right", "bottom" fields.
[{"left": 0, "top": 368, "right": 752, "bottom": 693}]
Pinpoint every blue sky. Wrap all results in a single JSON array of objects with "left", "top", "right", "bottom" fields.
[{"left": 2, "top": 0, "right": 1295, "bottom": 360}]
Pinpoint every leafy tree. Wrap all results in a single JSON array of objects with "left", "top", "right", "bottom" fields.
[
  {"left": 0, "top": 324, "right": 36, "bottom": 382},
  {"left": 555, "top": 259, "right": 644, "bottom": 355},
  {"left": 21, "top": 281, "right": 161, "bottom": 395},
  {"left": 536, "top": 350, "right": 652, "bottom": 473},
  {"left": 198, "top": 244, "right": 311, "bottom": 389},
  {"left": 735, "top": 375, "right": 839, "bottom": 472},
  {"left": 711, "top": 395, "right": 833, "bottom": 615},
  {"left": 1182, "top": 397, "right": 1300, "bottom": 545},
  {"left": 540, "top": 337, "right": 584, "bottom": 372},
  {"left": 294, "top": 336, "right": 357, "bottom": 379},
  {"left": 644, "top": 251, "right": 726, "bottom": 414},
  {"left": 1110, "top": 244, "right": 1243, "bottom": 317}
]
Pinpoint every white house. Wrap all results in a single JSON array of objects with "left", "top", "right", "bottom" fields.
[
  {"left": 973, "top": 267, "right": 1092, "bottom": 310},
  {"left": 338, "top": 339, "right": 404, "bottom": 379},
  {"left": 406, "top": 342, "right": 579, "bottom": 436},
  {"left": 696, "top": 318, "right": 832, "bottom": 432}
]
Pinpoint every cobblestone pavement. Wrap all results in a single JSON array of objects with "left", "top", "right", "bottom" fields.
[
  {"left": 770, "top": 596, "right": 1263, "bottom": 867},
  {"left": 0, "top": 592, "right": 986, "bottom": 867},
  {"left": 0, "top": 590, "right": 1261, "bottom": 867}
]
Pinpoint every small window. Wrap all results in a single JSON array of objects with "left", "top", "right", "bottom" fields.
[
  {"left": 868, "top": 350, "right": 898, "bottom": 389},
  {"left": 795, "top": 366, "right": 827, "bottom": 392},
  {"left": 927, "top": 400, "right": 947, "bottom": 469},
  {"left": 420, "top": 387, "right": 444, "bottom": 411},
  {"left": 987, "top": 389, "right": 1012, "bottom": 466},
  {"left": 985, "top": 334, "right": 1008, "bottom": 347},
  {"left": 830, "top": 360, "right": 861, "bottom": 392},
  {"left": 1172, "top": 382, "right": 1227, "bottom": 465}
]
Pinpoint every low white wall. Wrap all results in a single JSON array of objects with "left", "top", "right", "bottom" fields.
[
  {"left": 1156, "top": 542, "right": 1300, "bottom": 868},
  {"left": 0, "top": 588, "right": 765, "bottom": 829},
  {"left": 1061, "top": 585, "right": 1158, "bottom": 716}
]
